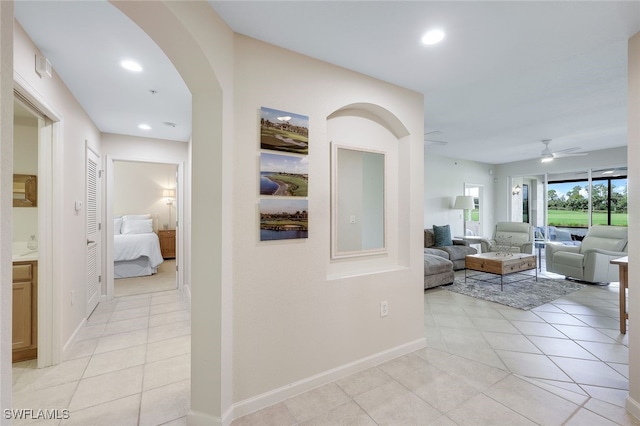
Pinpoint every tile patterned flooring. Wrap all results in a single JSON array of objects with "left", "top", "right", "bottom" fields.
[
  {"left": 12, "top": 290, "right": 190, "bottom": 425},
  {"left": 12, "top": 269, "right": 638, "bottom": 425}
]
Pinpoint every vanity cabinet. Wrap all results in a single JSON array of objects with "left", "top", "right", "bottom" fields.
[{"left": 12, "top": 261, "right": 37, "bottom": 362}]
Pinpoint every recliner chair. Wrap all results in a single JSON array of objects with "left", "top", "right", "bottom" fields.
[
  {"left": 480, "top": 222, "right": 534, "bottom": 254},
  {"left": 545, "top": 225, "right": 627, "bottom": 283}
]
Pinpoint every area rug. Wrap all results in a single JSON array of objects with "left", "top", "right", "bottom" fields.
[{"left": 446, "top": 273, "right": 586, "bottom": 310}]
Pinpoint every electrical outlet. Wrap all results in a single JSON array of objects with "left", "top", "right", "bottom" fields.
[
  {"left": 71, "top": 290, "right": 76, "bottom": 306},
  {"left": 380, "top": 301, "right": 388, "bottom": 317}
]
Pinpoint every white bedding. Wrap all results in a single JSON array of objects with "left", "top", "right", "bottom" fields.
[{"left": 114, "top": 233, "right": 164, "bottom": 270}]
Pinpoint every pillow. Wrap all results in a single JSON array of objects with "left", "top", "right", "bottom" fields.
[
  {"left": 114, "top": 217, "right": 123, "bottom": 235},
  {"left": 122, "top": 214, "right": 151, "bottom": 220},
  {"left": 433, "top": 224, "right": 452, "bottom": 247},
  {"left": 121, "top": 218, "right": 153, "bottom": 235}
]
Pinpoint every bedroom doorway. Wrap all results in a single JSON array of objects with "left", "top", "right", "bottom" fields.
[{"left": 112, "top": 160, "right": 178, "bottom": 297}]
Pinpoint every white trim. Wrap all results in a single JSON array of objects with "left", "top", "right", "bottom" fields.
[
  {"left": 626, "top": 396, "right": 640, "bottom": 421},
  {"left": 230, "top": 337, "right": 426, "bottom": 420},
  {"left": 62, "top": 318, "right": 87, "bottom": 360},
  {"left": 186, "top": 409, "right": 228, "bottom": 426},
  {"left": 14, "top": 72, "right": 64, "bottom": 368}
]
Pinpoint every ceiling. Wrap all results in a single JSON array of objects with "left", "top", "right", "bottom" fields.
[{"left": 14, "top": 1, "right": 640, "bottom": 164}]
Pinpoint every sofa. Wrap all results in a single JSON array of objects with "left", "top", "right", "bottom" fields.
[
  {"left": 424, "top": 252, "right": 455, "bottom": 289},
  {"left": 424, "top": 227, "right": 477, "bottom": 270}
]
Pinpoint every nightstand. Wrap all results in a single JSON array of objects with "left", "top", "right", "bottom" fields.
[{"left": 158, "top": 229, "right": 176, "bottom": 259}]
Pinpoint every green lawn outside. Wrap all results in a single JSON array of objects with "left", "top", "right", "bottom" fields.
[{"left": 548, "top": 209, "right": 627, "bottom": 227}]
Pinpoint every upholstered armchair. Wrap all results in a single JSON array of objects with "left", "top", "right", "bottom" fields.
[
  {"left": 480, "top": 222, "right": 534, "bottom": 254},
  {"left": 546, "top": 225, "right": 628, "bottom": 283}
]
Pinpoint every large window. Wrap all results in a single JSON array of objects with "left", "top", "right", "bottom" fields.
[{"left": 547, "top": 168, "right": 627, "bottom": 230}]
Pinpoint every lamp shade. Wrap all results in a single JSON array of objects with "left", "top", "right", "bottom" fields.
[
  {"left": 453, "top": 195, "right": 474, "bottom": 210},
  {"left": 162, "top": 189, "right": 175, "bottom": 198}
]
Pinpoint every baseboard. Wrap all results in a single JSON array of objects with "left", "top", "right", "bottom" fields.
[
  {"left": 626, "top": 395, "right": 640, "bottom": 421},
  {"left": 186, "top": 407, "right": 232, "bottom": 426},
  {"left": 61, "top": 317, "right": 87, "bottom": 361},
  {"left": 231, "top": 337, "right": 426, "bottom": 420}
]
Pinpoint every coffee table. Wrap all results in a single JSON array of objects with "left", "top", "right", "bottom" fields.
[{"left": 465, "top": 252, "right": 537, "bottom": 291}]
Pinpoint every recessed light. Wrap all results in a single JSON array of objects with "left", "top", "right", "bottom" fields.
[
  {"left": 120, "top": 60, "right": 143, "bottom": 72},
  {"left": 138, "top": 123, "right": 151, "bottom": 130},
  {"left": 421, "top": 29, "right": 445, "bottom": 45}
]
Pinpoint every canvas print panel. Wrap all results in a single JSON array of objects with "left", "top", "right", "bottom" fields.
[
  {"left": 260, "top": 107, "right": 309, "bottom": 155},
  {"left": 260, "top": 152, "right": 308, "bottom": 197},
  {"left": 260, "top": 199, "right": 308, "bottom": 241}
]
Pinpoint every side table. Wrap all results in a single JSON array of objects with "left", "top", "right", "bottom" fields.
[{"left": 610, "top": 256, "right": 628, "bottom": 334}]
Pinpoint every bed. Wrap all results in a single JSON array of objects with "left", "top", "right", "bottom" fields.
[{"left": 114, "top": 215, "right": 164, "bottom": 279}]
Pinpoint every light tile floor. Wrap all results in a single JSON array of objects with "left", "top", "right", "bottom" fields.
[
  {"left": 12, "top": 289, "right": 190, "bottom": 426},
  {"left": 12, "top": 268, "right": 638, "bottom": 425}
]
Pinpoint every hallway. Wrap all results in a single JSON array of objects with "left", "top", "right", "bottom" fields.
[{"left": 12, "top": 290, "right": 190, "bottom": 425}]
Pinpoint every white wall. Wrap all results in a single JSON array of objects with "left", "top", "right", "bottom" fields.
[
  {"left": 232, "top": 34, "right": 425, "bottom": 410},
  {"left": 424, "top": 153, "right": 496, "bottom": 237},
  {"left": 13, "top": 115, "right": 38, "bottom": 242},
  {"left": 13, "top": 21, "right": 102, "bottom": 351}
]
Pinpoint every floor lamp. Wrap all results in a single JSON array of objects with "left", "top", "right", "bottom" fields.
[{"left": 454, "top": 195, "right": 475, "bottom": 236}]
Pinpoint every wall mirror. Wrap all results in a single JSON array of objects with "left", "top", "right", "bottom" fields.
[
  {"left": 332, "top": 144, "right": 386, "bottom": 258},
  {"left": 13, "top": 174, "right": 37, "bottom": 207}
]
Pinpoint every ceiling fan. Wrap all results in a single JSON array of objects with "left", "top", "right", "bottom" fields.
[
  {"left": 424, "top": 130, "right": 448, "bottom": 147},
  {"left": 540, "top": 139, "right": 587, "bottom": 162}
]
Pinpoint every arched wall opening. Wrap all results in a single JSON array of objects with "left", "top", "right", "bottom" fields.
[{"left": 111, "top": 1, "right": 234, "bottom": 423}]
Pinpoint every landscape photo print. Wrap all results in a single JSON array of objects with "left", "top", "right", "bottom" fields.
[
  {"left": 260, "top": 152, "right": 308, "bottom": 197},
  {"left": 260, "top": 107, "right": 309, "bottom": 155},
  {"left": 260, "top": 198, "right": 309, "bottom": 241}
]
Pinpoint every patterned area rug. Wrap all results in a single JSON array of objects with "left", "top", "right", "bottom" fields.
[{"left": 446, "top": 273, "right": 586, "bottom": 310}]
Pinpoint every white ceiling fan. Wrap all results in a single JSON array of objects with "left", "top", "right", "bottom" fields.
[
  {"left": 424, "top": 130, "right": 448, "bottom": 147},
  {"left": 540, "top": 139, "right": 587, "bottom": 162}
]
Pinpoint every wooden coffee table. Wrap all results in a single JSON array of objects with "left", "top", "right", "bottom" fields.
[{"left": 465, "top": 252, "right": 537, "bottom": 291}]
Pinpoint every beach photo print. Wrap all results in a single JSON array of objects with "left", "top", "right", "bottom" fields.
[
  {"left": 260, "top": 152, "right": 308, "bottom": 197},
  {"left": 260, "top": 107, "right": 309, "bottom": 155}
]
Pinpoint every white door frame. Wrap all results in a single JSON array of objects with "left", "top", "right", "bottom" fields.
[
  {"left": 104, "top": 156, "right": 184, "bottom": 301},
  {"left": 14, "top": 73, "right": 63, "bottom": 367}
]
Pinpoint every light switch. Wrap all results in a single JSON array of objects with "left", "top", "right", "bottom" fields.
[
  {"left": 75, "top": 201, "right": 83, "bottom": 211},
  {"left": 350, "top": 215, "right": 356, "bottom": 224}
]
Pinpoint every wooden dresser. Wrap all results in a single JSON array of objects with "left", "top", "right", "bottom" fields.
[
  {"left": 13, "top": 261, "right": 37, "bottom": 362},
  {"left": 158, "top": 229, "right": 176, "bottom": 259}
]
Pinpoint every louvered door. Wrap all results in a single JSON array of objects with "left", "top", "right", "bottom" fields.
[{"left": 86, "top": 147, "right": 101, "bottom": 316}]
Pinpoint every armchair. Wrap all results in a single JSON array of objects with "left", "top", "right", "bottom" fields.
[
  {"left": 545, "top": 225, "right": 627, "bottom": 283},
  {"left": 480, "top": 222, "right": 534, "bottom": 254}
]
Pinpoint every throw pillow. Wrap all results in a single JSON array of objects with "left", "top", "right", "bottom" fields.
[{"left": 433, "top": 224, "right": 452, "bottom": 247}]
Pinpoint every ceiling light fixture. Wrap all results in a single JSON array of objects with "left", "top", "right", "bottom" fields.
[
  {"left": 541, "top": 157, "right": 553, "bottom": 163},
  {"left": 138, "top": 123, "right": 151, "bottom": 130},
  {"left": 120, "top": 60, "right": 143, "bottom": 72},
  {"left": 421, "top": 29, "right": 445, "bottom": 45}
]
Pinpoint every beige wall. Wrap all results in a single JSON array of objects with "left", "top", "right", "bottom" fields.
[
  {"left": 0, "top": 1, "right": 14, "bottom": 416},
  {"left": 232, "top": 34, "right": 425, "bottom": 411},
  {"left": 13, "top": 21, "right": 101, "bottom": 354},
  {"left": 113, "top": 161, "right": 177, "bottom": 230},
  {"left": 626, "top": 31, "right": 640, "bottom": 419}
]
